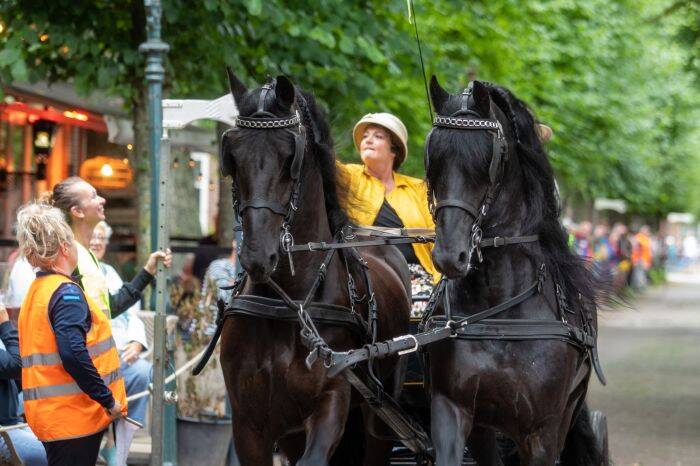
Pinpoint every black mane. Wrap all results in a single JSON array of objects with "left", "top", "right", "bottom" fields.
[
  {"left": 485, "top": 83, "right": 599, "bottom": 309},
  {"left": 235, "top": 80, "right": 349, "bottom": 235}
]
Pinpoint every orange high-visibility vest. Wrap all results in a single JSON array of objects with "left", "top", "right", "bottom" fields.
[{"left": 18, "top": 274, "right": 127, "bottom": 442}]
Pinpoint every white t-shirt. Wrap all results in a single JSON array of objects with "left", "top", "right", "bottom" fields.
[{"left": 6, "top": 257, "right": 36, "bottom": 308}]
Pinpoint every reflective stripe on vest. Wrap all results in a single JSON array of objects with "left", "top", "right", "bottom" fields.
[
  {"left": 23, "top": 368, "right": 123, "bottom": 401},
  {"left": 21, "top": 337, "right": 116, "bottom": 368}
]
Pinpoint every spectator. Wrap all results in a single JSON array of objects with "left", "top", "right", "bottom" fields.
[
  {"left": 631, "top": 225, "right": 653, "bottom": 290},
  {"left": 5, "top": 255, "right": 35, "bottom": 316},
  {"left": 15, "top": 202, "right": 126, "bottom": 466},
  {"left": 0, "top": 302, "right": 47, "bottom": 466},
  {"left": 90, "top": 222, "right": 151, "bottom": 466},
  {"left": 201, "top": 239, "right": 239, "bottom": 305},
  {"left": 574, "top": 221, "right": 593, "bottom": 257}
]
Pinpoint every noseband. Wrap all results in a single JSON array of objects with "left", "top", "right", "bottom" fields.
[
  {"left": 424, "top": 82, "right": 510, "bottom": 263},
  {"left": 220, "top": 82, "right": 310, "bottom": 273}
]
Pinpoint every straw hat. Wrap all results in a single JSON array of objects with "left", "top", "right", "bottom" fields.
[{"left": 353, "top": 113, "right": 408, "bottom": 169}]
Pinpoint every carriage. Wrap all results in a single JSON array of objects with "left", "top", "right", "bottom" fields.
[{"left": 192, "top": 70, "right": 610, "bottom": 466}]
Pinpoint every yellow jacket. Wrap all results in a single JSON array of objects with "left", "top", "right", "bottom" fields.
[{"left": 336, "top": 162, "right": 439, "bottom": 282}]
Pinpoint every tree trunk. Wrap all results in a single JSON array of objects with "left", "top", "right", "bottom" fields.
[
  {"left": 132, "top": 86, "right": 152, "bottom": 285},
  {"left": 216, "top": 122, "right": 235, "bottom": 247}
]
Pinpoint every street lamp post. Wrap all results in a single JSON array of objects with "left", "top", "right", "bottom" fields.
[{"left": 139, "top": 1, "right": 173, "bottom": 465}]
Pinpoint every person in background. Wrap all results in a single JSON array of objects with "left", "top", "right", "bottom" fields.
[
  {"left": 631, "top": 225, "right": 653, "bottom": 290},
  {"left": 201, "top": 239, "right": 239, "bottom": 305},
  {"left": 90, "top": 222, "right": 151, "bottom": 466},
  {"left": 15, "top": 202, "right": 126, "bottom": 466},
  {"left": 573, "top": 221, "right": 593, "bottom": 257},
  {"left": 0, "top": 302, "right": 47, "bottom": 466},
  {"left": 5, "top": 254, "right": 35, "bottom": 319}
]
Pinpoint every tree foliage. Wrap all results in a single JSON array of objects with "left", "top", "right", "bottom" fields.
[{"left": 1, "top": 0, "right": 698, "bottom": 222}]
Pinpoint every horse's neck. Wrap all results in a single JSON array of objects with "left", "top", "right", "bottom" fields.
[{"left": 450, "top": 186, "right": 553, "bottom": 316}]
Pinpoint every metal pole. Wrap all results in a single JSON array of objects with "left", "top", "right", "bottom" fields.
[{"left": 139, "top": 2, "right": 170, "bottom": 466}]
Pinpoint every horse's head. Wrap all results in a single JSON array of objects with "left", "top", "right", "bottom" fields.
[
  {"left": 425, "top": 77, "right": 516, "bottom": 278},
  {"left": 221, "top": 70, "right": 306, "bottom": 283}
]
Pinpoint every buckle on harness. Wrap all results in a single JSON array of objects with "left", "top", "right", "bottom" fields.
[
  {"left": 493, "top": 236, "right": 505, "bottom": 247},
  {"left": 393, "top": 334, "right": 419, "bottom": 355}
]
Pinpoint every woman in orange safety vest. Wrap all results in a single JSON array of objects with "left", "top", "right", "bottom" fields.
[{"left": 15, "top": 202, "right": 127, "bottom": 466}]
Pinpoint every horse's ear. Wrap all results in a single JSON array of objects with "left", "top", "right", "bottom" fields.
[
  {"left": 226, "top": 67, "right": 248, "bottom": 104},
  {"left": 275, "top": 75, "right": 296, "bottom": 109},
  {"left": 472, "top": 81, "right": 491, "bottom": 118},
  {"left": 429, "top": 75, "right": 449, "bottom": 115}
]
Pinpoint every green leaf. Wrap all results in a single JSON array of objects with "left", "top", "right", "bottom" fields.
[
  {"left": 10, "top": 59, "right": 28, "bottom": 82},
  {"left": 309, "top": 27, "right": 336, "bottom": 48},
  {"left": 245, "top": 0, "right": 262, "bottom": 16},
  {"left": 0, "top": 48, "right": 21, "bottom": 67}
]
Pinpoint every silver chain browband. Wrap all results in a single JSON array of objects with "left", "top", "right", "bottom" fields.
[
  {"left": 433, "top": 116, "right": 501, "bottom": 131},
  {"left": 235, "top": 114, "right": 301, "bottom": 129}
]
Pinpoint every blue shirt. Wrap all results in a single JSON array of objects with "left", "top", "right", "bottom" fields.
[
  {"left": 39, "top": 271, "right": 115, "bottom": 410},
  {"left": 0, "top": 321, "right": 22, "bottom": 425}
]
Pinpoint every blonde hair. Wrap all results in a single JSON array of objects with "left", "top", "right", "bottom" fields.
[
  {"left": 39, "top": 176, "right": 86, "bottom": 223},
  {"left": 16, "top": 202, "right": 74, "bottom": 270}
]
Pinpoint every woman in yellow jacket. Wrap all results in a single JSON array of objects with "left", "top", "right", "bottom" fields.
[
  {"left": 336, "top": 113, "right": 437, "bottom": 316},
  {"left": 15, "top": 203, "right": 127, "bottom": 466}
]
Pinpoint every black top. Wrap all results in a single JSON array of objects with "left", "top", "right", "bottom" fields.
[
  {"left": 0, "top": 321, "right": 22, "bottom": 425},
  {"left": 373, "top": 200, "right": 419, "bottom": 265}
]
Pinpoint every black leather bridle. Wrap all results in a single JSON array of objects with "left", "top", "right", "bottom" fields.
[
  {"left": 220, "top": 82, "right": 308, "bottom": 274},
  {"left": 424, "top": 82, "right": 514, "bottom": 263}
]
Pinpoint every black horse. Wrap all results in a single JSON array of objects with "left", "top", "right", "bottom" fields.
[
  {"left": 424, "top": 77, "right": 606, "bottom": 466},
  {"left": 218, "top": 71, "right": 411, "bottom": 466}
]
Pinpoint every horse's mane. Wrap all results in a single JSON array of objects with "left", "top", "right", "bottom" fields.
[
  {"left": 295, "top": 88, "right": 350, "bottom": 236},
  {"left": 486, "top": 83, "right": 600, "bottom": 310}
]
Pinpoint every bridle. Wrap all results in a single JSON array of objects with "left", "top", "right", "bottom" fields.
[
  {"left": 219, "top": 81, "right": 309, "bottom": 274},
  {"left": 424, "top": 81, "right": 510, "bottom": 263}
]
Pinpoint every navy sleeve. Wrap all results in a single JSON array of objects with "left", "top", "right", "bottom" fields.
[
  {"left": 49, "top": 283, "right": 115, "bottom": 409},
  {"left": 109, "top": 268, "right": 154, "bottom": 318},
  {"left": 0, "top": 321, "right": 21, "bottom": 380}
]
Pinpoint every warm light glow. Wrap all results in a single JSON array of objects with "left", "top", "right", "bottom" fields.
[
  {"left": 39, "top": 33, "right": 49, "bottom": 42},
  {"left": 100, "top": 163, "right": 114, "bottom": 177},
  {"left": 126, "top": 144, "right": 133, "bottom": 150},
  {"left": 27, "top": 114, "right": 39, "bottom": 124},
  {"left": 0, "top": 22, "right": 6, "bottom": 34},
  {"left": 122, "top": 158, "right": 129, "bottom": 165},
  {"left": 60, "top": 45, "right": 69, "bottom": 54},
  {"left": 63, "top": 110, "right": 88, "bottom": 121}
]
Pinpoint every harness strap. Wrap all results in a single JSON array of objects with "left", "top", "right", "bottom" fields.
[
  {"left": 434, "top": 199, "right": 480, "bottom": 218},
  {"left": 225, "top": 295, "right": 368, "bottom": 338},
  {"left": 480, "top": 235, "right": 539, "bottom": 248},
  {"left": 238, "top": 199, "right": 287, "bottom": 216}
]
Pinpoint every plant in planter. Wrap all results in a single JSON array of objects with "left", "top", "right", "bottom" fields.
[{"left": 170, "top": 278, "right": 231, "bottom": 466}]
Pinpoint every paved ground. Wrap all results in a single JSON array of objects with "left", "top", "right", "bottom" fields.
[{"left": 588, "top": 265, "right": 700, "bottom": 466}]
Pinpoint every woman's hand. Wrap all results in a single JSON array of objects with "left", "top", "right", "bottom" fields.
[
  {"left": 108, "top": 401, "right": 124, "bottom": 420},
  {"left": 0, "top": 304, "right": 8, "bottom": 324},
  {"left": 144, "top": 248, "right": 173, "bottom": 275}
]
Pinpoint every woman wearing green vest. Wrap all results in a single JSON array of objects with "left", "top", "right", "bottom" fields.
[{"left": 44, "top": 177, "right": 171, "bottom": 319}]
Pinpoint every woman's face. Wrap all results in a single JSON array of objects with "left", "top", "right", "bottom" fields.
[
  {"left": 360, "top": 125, "right": 395, "bottom": 168},
  {"left": 90, "top": 228, "right": 108, "bottom": 260},
  {"left": 71, "top": 181, "right": 106, "bottom": 227}
]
